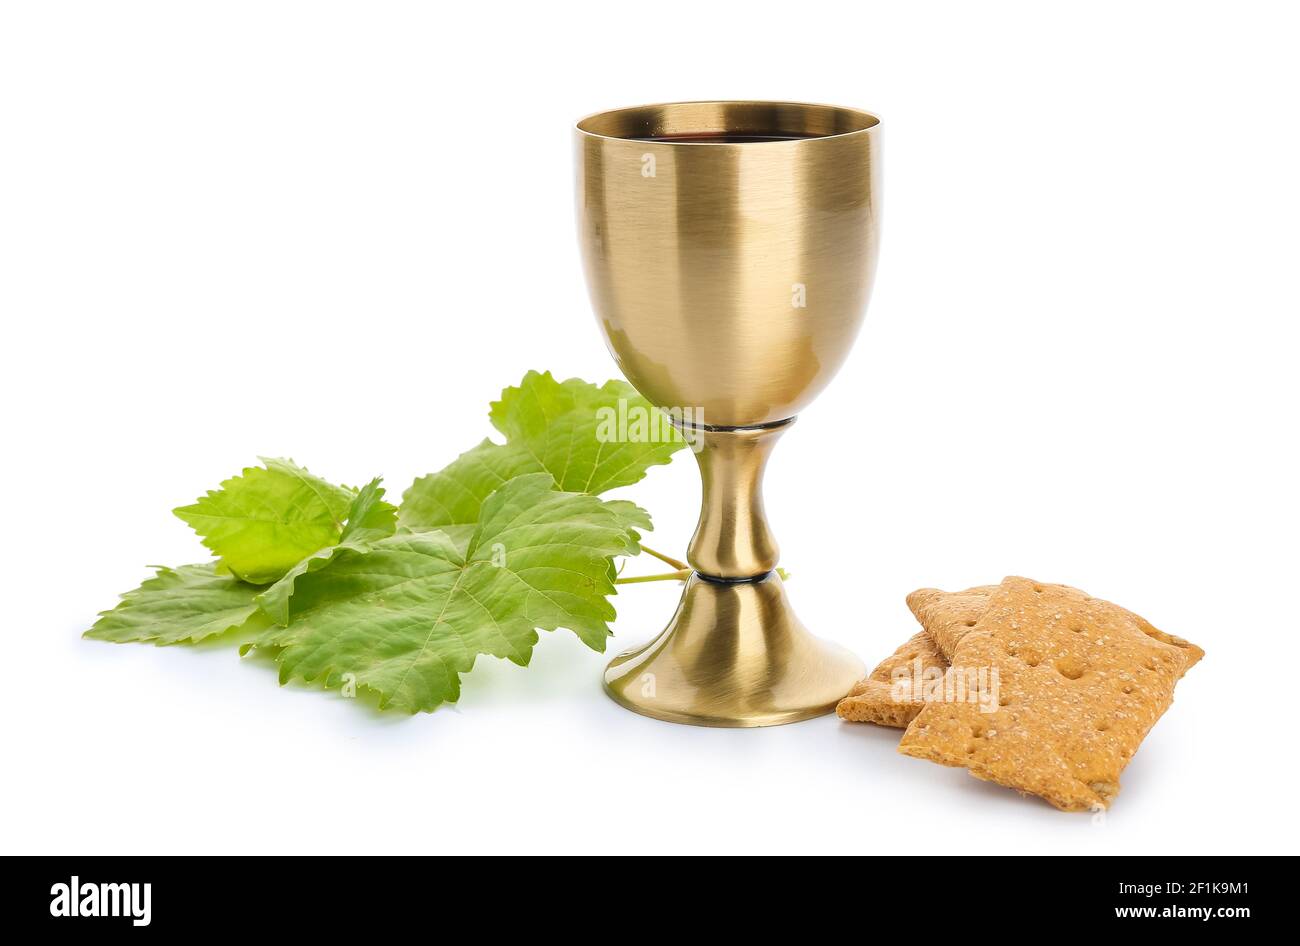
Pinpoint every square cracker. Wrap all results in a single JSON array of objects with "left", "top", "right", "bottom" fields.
[
  {"left": 898, "top": 576, "right": 1203, "bottom": 811},
  {"left": 836, "top": 630, "right": 949, "bottom": 728}
]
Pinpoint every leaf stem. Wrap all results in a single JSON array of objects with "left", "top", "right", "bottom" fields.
[
  {"left": 616, "top": 568, "right": 691, "bottom": 585},
  {"left": 638, "top": 544, "right": 688, "bottom": 571}
]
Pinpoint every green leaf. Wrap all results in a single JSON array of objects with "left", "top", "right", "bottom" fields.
[
  {"left": 398, "top": 371, "right": 683, "bottom": 537},
  {"left": 255, "top": 478, "right": 396, "bottom": 626},
  {"left": 252, "top": 473, "right": 644, "bottom": 713},
  {"left": 339, "top": 477, "right": 397, "bottom": 543},
  {"left": 173, "top": 457, "right": 353, "bottom": 584},
  {"left": 601, "top": 499, "right": 654, "bottom": 535},
  {"left": 394, "top": 439, "right": 528, "bottom": 550},
  {"left": 85, "top": 563, "right": 270, "bottom": 646}
]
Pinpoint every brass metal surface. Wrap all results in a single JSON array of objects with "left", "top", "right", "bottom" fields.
[
  {"left": 603, "top": 573, "right": 866, "bottom": 727},
  {"left": 686, "top": 420, "right": 791, "bottom": 579},
  {"left": 575, "top": 101, "right": 880, "bottom": 727}
]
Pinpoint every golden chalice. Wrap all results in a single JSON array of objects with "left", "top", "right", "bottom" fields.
[{"left": 575, "top": 101, "right": 881, "bottom": 726}]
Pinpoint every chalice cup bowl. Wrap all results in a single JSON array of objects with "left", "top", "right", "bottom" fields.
[{"left": 575, "top": 101, "right": 881, "bottom": 727}]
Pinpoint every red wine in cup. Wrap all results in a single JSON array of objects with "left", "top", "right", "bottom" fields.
[{"left": 630, "top": 131, "right": 820, "bottom": 143}]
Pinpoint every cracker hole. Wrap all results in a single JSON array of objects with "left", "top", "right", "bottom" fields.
[
  {"left": 1055, "top": 657, "right": 1086, "bottom": 681},
  {"left": 963, "top": 620, "right": 976, "bottom": 627},
  {"left": 1071, "top": 626, "right": 1085, "bottom": 634},
  {"left": 1096, "top": 720, "right": 1112, "bottom": 732}
]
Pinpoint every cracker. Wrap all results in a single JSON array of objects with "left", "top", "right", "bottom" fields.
[
  {"left": 836, "top": 630, "right": 949, "bottom": 728},
  {"left": 898, "top": 576, "right": 1203, "bottom": 811},
  {"left": 905, "top": 584, "right": 998, "bottom": 660}
]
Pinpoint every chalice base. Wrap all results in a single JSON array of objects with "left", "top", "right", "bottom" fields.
[{"left": 603, "top": 571, "right": 865, "bottom": 727}]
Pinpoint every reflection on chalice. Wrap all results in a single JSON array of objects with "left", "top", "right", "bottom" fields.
[{"left": 575, "top": 101, "right": 881, "bottom": 726}]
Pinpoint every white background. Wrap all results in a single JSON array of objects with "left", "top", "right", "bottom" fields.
[{"left": 3, "top": 1, "right": 1297, "bottom": 855}]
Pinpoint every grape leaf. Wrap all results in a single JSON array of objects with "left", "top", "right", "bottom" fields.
[
  {"left": 251, "top": 473, "right": 644, "bottom": 713},
  {"left": 173, "top": 457, "right": 353, "bottom": 584},
  {"left": 599, "top": 499, "right": 654, "bottom": 535},
  {"left": 84, "top": 563, "right": 271, "bottom": 646},
  {"left": 395, "top": 439, "right": 529, "bottom": 550},
  {"left": 339, "top": 477, "right": 397, "bottom": 543},
  {"left": 398, "top": 371, "right": 684, "bottom": 538},
  {"left": 255, "top": 478, "right": 396, "bottom": 625},
  {"left": 83, "top": 373, "right": 679, "bottom": 713}
]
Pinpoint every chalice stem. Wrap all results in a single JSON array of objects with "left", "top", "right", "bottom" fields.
[{"left": 685, "top": 421, "right": 792, "bottom": 580}]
